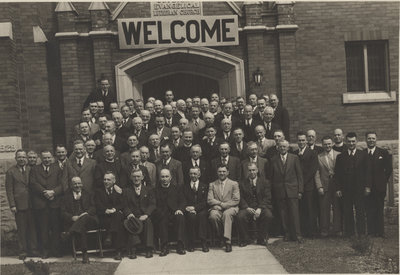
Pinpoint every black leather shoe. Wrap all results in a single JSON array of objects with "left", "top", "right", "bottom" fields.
[
  {"left": 177, "top": 248, "right": 186, "bottom": 255},
  {"left": 159, "top": 248, "right": 169, "bottom": 257},
  {"left": 114, "top": 252, "right": 122, "bottom": 261},
  {"left": 145, "top": 250, "right": 153, "bottom": 258},
  {"left": 129, "top": 252, "right": 137, "bottom": 259},
  {"left": 187, "top": 247, "right": 195, "bottom": 252},
  {"left": 29, "top": 250, "right": 41, "bottom": 257},
  {"left": 18, "top": 253, "right": 27, "bottom": 260},
  {"left": 201, "top": 242, "right": 209, "bottom": 253},
  {"left": 225, "top": 243, "right": 232, "bottom": 253},
  {"left": 82, "top": 252, "right": 89, "bottom": 264},
  {"left": 41, "top": 251, "right": 49, "bottom": 259}
]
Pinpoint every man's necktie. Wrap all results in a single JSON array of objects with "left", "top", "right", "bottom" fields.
[
  {"left": 195, "top": 120, "right": 198, "bottom": 126},
  {"left": 45, "top": 166, "right": 49, "bottom": 174},
  {"left": 191, "top": 183, "right": 196, "bottom": 191},
  {"left": 281, "top": 155, "right": 286, "bottom": 165},
  {"left": 222, "top": 158, "right": 227, "bottom": 165},
  {"left": 195, "top": 161, "right": 199, "bottom": 167},
  {"left": 78, "top": 159, "right": 82, "bottom": 167},
  {"left": 246, "top": 119, "right": 249, "bottom": 126}
]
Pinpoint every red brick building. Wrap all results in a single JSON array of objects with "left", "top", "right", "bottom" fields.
[{"left": 0, "top": 1, "right": 398, "bottom": 151}]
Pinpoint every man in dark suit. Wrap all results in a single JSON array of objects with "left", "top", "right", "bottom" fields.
[
  {"left": 122, "top": 149, "right": 151, "bottom": 188},
  {"left": 182, "top": 145, "right": 210, "bottom": 185},
  {"left": 232, "top": 96, "right": 245, "bottom": 120},
  {"left": 105, "top": 121, "right": 128, "bottom": 153},
  {"left": 152, "top": 115, "right": 172, "bottom": 145},
  {"left": 155, "top": 144, "right": 184, "bottom": 187},
  {"left": 230, "top": 128, "right": 248, "bottom": 161},
  {"left": 268, "top": 140, "right": 304, "bottom": 242},
  {"left": 94, "top": 145, "right": 127, "bottom": 189},
  {"left": 5, "top": 150, "right": 39, "bottom": 259},
  {"left": 241, "top": 141, "right": 268, "bottom": 180},
  {"left": 113, "top": 111, "right": 131, "bottom": 143},
  {"left": 164, "top": 104, "right": 179, "bottom": 128},
  {"left": 307, "top": 129, "right": 324, "bottom": 154},
  {"left": 123, "top": 169, "right": 156, "bottom": 259},
  {"left": 211, "top": 142, "right": 241, "bottom": 182},
  {"left": 262, "top": 107, "right": 280, "bottom": 140},
  {"left": 83, "top": 76, "right": 116, "bottom": 114},
  {"left": 30, "top": 150, "right": 63, "bottom": 258},
  {"left": 94, "top": 172, "right": 125, "bottom": 260},
  {"left": 61, "top": 176, "right": 98, "bottom": 263},
  {"left": 294, "top": 132, "right": 319, "bottom": 238},
  {"left": 62, "top": 140, "right": 97, "bottom": 193},
  {"left": 120, "top": 135, "right": 140, "bottom": 169},
  {"left": 148, "top": 134, "right": 162, "bottom": 163},
  {"left": 237, "top": 162, "right": 272, "bottom": 246},
  {"left": 140, "top": 110, "right": 156, "bottom": 133},
  {"left": 333, "top": 128, "right": 347, "bottom": 153},
  {"left": 239, "top": 105, "right": 260, "bottom": 142},
  {"left": 364, "top": 131, "right": 392, "bottom": 237},
  {"left": 215, "top": 102, "right": 240, "bottom": 131},
  {"left": 153, "top": 169, "right": 186, "bottom": 256},
  {"left": 217, "top": 118, "right": 235, "bottom": 144},
  {"left": 183, "top": 167, "right": 209, "bottom": 252},
  {"left": 93, "top": 133, "right": 122, "bottom": 162},
  {"left": 121, "top": 105, "right": 133, "bottom": 129},
  {"left": 335, "top": 132, "right": 369, "bottom": 237},
  {"left": 200, "top": 126, "right": 223, "bottom": 161},
  {"left": 131, "top": 117, "right": 148, "bottom": 147},
  {"left": 269, "top": 94, "right": 290, "bottom": 141},
  {"left": 92, "top": 114, "right": 108, "bottom": 149},
  {"left": 172, "top": 129, "right": 193, "bottom": 162},
  {"left": 55, "top": 145, "right": 68, "bottom": 170}
]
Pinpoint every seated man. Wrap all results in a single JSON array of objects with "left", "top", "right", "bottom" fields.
[
  {"left": 237, "top": 163, "right": 272, "bottom": 247},
  {"left": 153, "top": 169, "right": 186, "bottom": 256},
  {"left": 183, "top": 167, "right": 209, "bottom": 253},
  {"left": 123, "top": 169, "right": 156, "bottom": 259},
  {"left": 61, "top": 177, "right": 98, "bottom": 263},
  {"left": 208, "top": 164, "right": 240, "bottom": 252},
  {"left": 94, "top": 172, "right": 125, "bottom": 260}
]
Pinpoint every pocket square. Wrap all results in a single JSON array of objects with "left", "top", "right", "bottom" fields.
[{"left": 379, "top": 156, "right": 383, "bottom": 159}]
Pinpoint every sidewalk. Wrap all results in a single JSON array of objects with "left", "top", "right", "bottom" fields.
[{"left": 115, "top": 243, "right": 287, "bottom": 274}]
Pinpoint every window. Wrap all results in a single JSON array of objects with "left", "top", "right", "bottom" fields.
[{"left": 345, "top": 40, "right": 389, "bottom": 92}]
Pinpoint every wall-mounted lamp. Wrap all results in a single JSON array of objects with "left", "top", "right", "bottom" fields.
[{"left": 253, "top": 67, "right": 263, "bottom": 86}]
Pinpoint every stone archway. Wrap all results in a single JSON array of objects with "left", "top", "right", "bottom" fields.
[{"left": 115, "top": 47, "right": 245, "bottom": 103}]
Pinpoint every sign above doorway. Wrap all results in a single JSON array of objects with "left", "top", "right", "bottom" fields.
[
  {"left": 118, "top": 15, "right": 238, "bottom": 49},
  {"left": 151, "top": 1, "right": 202, "bottom": 17}
]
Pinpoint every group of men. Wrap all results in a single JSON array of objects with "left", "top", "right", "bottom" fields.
[{"left": 6, "top": 77, "right": 392, "bottom": 263}]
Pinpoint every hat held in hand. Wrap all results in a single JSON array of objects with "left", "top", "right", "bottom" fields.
[{"left": 124, "top": 216, "right": 143, "bottom": 235}]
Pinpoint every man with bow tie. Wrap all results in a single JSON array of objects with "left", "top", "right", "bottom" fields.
[
  {"left": 237, "top": 163, "right": 272, "bottom": 247},
  {"left": 315, "top": 136, "right": 342, "bottom": 237},
  {"left": 364, "top": 131, "right": 392, "bottom": 237},
  {"left": 61, "top": 176, "right": 98, "bottom": 263},
  {"left": 123, "top": 169, "right": 156, "bottom": 259},
  {"left": 94, "top": 172, "right": 125, "bottom": 260},
  {"left": 335, "top": 132, "right": 370, "bottom": 237},
  {"left": 5, "top": 150, "right": 39, "bottom": 259},
  {"left": 208, "top": 164, "right": 240, "bottom": 252},
  {"left": 183, "top": 167, "right": 209, "bottom": 252},
  {"left": 30, "top": 150, "right": 63, "bottom": 258}
]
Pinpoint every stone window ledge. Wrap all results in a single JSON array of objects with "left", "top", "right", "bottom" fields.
[{"left": 342, "top": 91, "right": 396, "bottom": 104}]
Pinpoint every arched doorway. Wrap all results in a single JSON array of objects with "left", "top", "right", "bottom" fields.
[{"left": 115, "top": 47, "right": 245, "bottom": 103}]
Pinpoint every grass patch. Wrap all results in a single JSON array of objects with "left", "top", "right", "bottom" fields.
[
  {"left": 1, "top": 261, "right": 119, "bottom": 275},
  {"left": 268, "top": 223, "right": 399, "bottom": 273}
]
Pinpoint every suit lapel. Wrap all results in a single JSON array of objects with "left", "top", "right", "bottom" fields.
[
  {"left": 80, "top": 157, "right": 90, "bottom": 172},
  {"left": 71, "top": 158, "right": 80, "bottom": 172}
]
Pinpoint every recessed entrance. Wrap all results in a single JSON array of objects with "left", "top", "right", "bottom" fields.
[
  {"left": 142, "top": 73, "right": 219, "bottom": 101},
  {"left": 115, "top": 47, "right": 245, "bottom": 104}
]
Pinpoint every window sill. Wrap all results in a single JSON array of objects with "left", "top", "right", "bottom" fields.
[{"left": 342, "top": 91, "right": 397, "bottom": 104}]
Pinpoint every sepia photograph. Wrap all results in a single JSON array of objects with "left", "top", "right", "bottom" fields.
[{"left": 0, "top": 1, "right": 398, "bottom": 274}]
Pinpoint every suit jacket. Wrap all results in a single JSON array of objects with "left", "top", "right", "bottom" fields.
[
  {"left": 164, "top": 116, "right": 179, "bottom": 128},
  {"left": 155, "top": 158, "right": 184, "bottom": 187},
  {"left": 62, "top": 157, "right": 97, "bottom": 193},
  {"left": 271, "top": 105, "right": 290, "bottom": 140},
  {"left": 182, "top": 158, "right": 211, "bottom": 186},
  {"left": 232, "top": 109, "right": 245, "bottom": 120},
  {"left": 94, "top": 187, "right": 124, "bottom": 215},
  {"left": 262, "top": 122, "right": 280, "bottom": 140},
  {"left": 365, "top": 147, "right": 392, "bottom": 193},
  {"left": 268, "top": 153, "right": 304, "bottom": 199},
  {"left": 229, "top": 141, "right": 248, "bottom": 161},
  {"left": 113, "top": 135, "right": 129, "bottom": 153},
  {"left": 309, "top": 145, "right": 324, "bottom": 154},
  {"left": 294, "top": 147, "right": 319, "bottom": 192},
  {"left": 83, "top": 89, "right": 116, "bottom": 114},
  {"left": 214, "top": 114, "right": 240, "bottom": 130},
  {"left": 151, "top": 127, "right": 172, "bottom": 145},
  {"left": 217, "top": 130, "right": 235, "bottom": 144},
  {"left": 239, "top": 177, "right": 272, "bottom": 210},
  {"left": 239, "top": 119, "right": 261, "bottom": 142},
  {"left": 73, "top": 123, "right": 100, "bottom": 138},
  {"left": 241, "top": 156, "right": 268, "bottom": 180},
  {"left": 30, "top": 164, "right": 63, "bottom": 209},
  {"left": 315, "top": 150, "right": 340, "bottom": 191},
  {"left": 116, "top": 125, "right": 131, "bottom": 142},
  {"left": 155, "top": 184, "right": 186, "bottom": 213},
  {"left": 123, "top": 184, "right": 156, "bottom": 217},
  {"left": 335, "top": 149, "right": 370, "bottom": 193},
  {"left": 211, "top": 156, "right": 242, "bottom": 181},
  {"left": 134, "top": 129, "right": 149, "bottom": 147},
  {"left": 148, "top": 146, "right": 162, "bottom": 163},
  {"left": 200, "top": 137, "right": 224, "bottom": 161},
  {"left": 257, "top": 138, "right": 276, "bottom": 158},
  {"left": 183, "top": 181, "right": 208, "bottom": 212},
  {"left": 5, "top": 165, "right": 32, "bottom": 210},
  {"left": 122, "top": 163, "right": 151, "bottom": 188},
  {"left": 94, "top": 159, "right": 127, "bottom": 189},
  {"left": 172, "top": 145, "right": 192, "bottom": 162},
  {"left": 333, "top": 144, "right": 347, "bottom": 153},
  {"left": 207, "top": 178, "right": 240, "bottom": 209},
  {"left": 187, "top": 119, "right": 206, "bottom": 135},
  {"left": 61, "top": 189, "right": 96, "bottom": 222},
  {"left": 142, "top": 161, "right": 157, "bottom": 189}
]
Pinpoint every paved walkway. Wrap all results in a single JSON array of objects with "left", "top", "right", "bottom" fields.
[{"left": 115, "top": 243, "right": 286, "bottom": 274}]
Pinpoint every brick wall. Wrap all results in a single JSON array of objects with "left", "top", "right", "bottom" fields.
[{"left": 293, "top": 2, "right": 399, "bottom": 140}]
